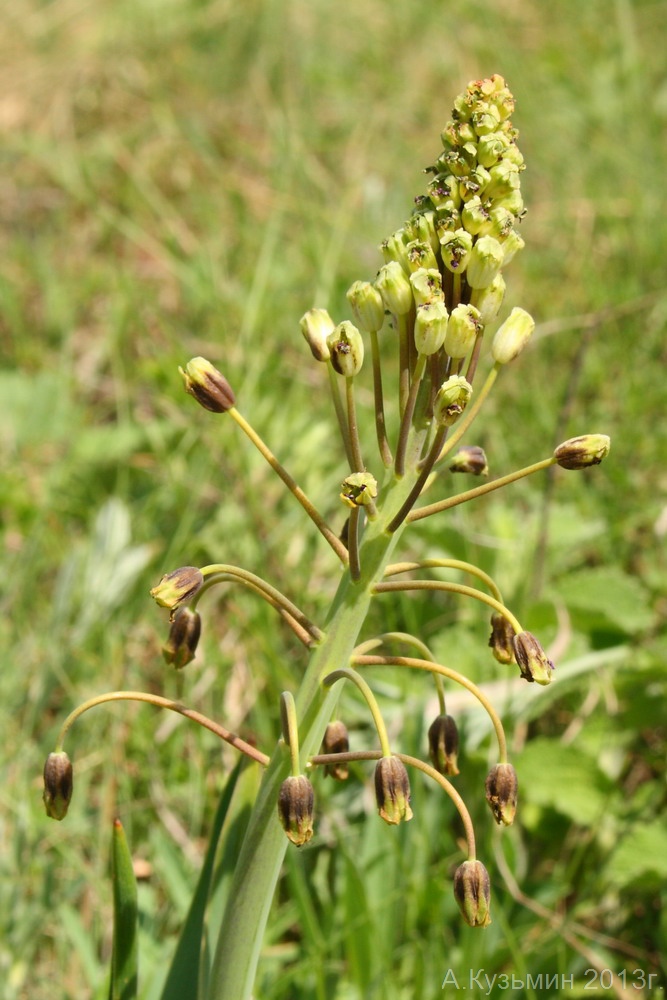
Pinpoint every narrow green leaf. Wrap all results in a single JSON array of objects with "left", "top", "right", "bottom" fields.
[
  {"left": 110, "top": 817, "right": 139, "bottom": 1000},
  {"left": 160, "top": 758, "right": 243, "bottom": 1000}
]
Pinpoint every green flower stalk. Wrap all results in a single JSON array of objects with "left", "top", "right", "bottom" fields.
[{"left": 44, "top": 74, "right": 613, "bottom": 1000}]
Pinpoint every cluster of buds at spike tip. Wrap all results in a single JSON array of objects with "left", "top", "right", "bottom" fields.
[
  {"left": 43, "top": 751, "right": 74, "bottom": 821},
  {"left": 374, "top": 756, "right": 413, "bottom": 825},
  {"left": 179, "top": 357, "right": 236, "bottom": 412},
  {"left": 278, "top": 775, "right": 315, "bottom": 846}
]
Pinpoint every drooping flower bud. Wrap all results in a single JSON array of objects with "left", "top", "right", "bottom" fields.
[
  {"left": 43, "top": 751, "right": 74, "bottom": 821},
  {"left": 339, "top": 472, "right": 378, "bottom": 509},
  {"left": 321, "top": 720, "right": 350, "bottom": 781},
  {"left": 327, "top": 321, "right": 364, "bottom": 377},
  {"left": 512, "top": 631, "right": 554, "bottom": 685},
  {"left": 444, "top": 304, "right": 481, "bottom": 359},
  {"left": 485, "top": 763, "right": 518, "bottom": 826},
  {"left": 433, "top": 375, "right": 473, "bottom": 426},
  {"left": 346, "top": 281, "right": 385, "bottom": 333},
  {"left": 488, "top": 612, "right": 515, "bottom": 664},
  {"left": 427, "top": 714, "right": 460, "bottom": 776},
  {"left": 414, "top": 301, "right": 449, "bottom": 356},
  {"left": 375, "top": 261, "right": 413, "bottom": 315},
  {"left": 162, "top": 606, "right": 202, "bottom": 668},
  {"left": 300, "top": 308, "right": 335, "bottom": 362},
  {"left": 180, "top": 358, "right": 236, "bottom": 413},
  {"left": 278, "top": 775, "right": 315, "bottom": 846},
  {"left": 554, "top": 434, "right": 611, "bottom": 470},
  {"left": 150, "top": 566, "right": 204, "bottom": 615},
  {"left": 474, "top": 273, "right": 505, "bottom": 325},
  {"left": 491, "top": 306, "right": 535, "bottom": 364},
  {"left": 374, "top": 756, "right": 413, "bottom": 825},
  {"left": 453, "top": 859, "right": 492, "bottom": 927},
  {"left": 449, "top": 446, "right": 488, "bottom": 476},
  {"left": 465, "top": 235, "right": 504, "bottom": 290}
]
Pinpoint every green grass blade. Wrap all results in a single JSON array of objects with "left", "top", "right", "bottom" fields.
[{"left": 110, "top": 818, "right": 139, "bottom": 1000}]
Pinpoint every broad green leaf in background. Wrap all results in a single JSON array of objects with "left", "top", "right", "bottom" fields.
[
  {"left": 110, "top": 818, "right": 139, "bottom": 1000},
  {"left": 518, "top": 738, "right": 615, "bottom": 826},
  {"left": 552, "top": 566, "right": 655, "bottom": 635}
]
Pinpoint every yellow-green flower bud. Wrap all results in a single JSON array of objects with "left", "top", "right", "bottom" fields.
[
  {"left": 406, "top": 240, "right": 439, "bottom": 273},
  {"left": 405, "top": 212, "right": 439, "bottom": 253},
  {"left": 43, "top": 751, "right": 74, "bottom": 821},
  {"left": 554, "top": 434, "right": 611, "bottom": 470},
  {"left": 409, "top": 267, "right": 444, "bottom": 306},
  {"left": 180, "top": 357, "right": 236, "bottom": 413},
  {"left": 428, "top": 714, "right": 460, "bottom": 776},
  {"left": 500, "top": 227, "right": 525, "bottom": 265},
  {"left": 491, "top": 306, "right": 535, "bottom": 364},
  {"left": 339, "top": 472, "right": 378, "bottom": 509},
  {"left": 150, "top": 566, "right": 204, "bottom": 615},
  {"left": 278, "top": 775, "right": 315, "bottom": 846},
  {"left": 414, "top": 301, "right": 449, "bottom": 356},
  {"left": 375, "top": 756, "right": 413, "bottom": 825},
  {"left": 442, "top": 142, "right": 477, "bottom": 177},
  {"left": 434, "top": 375, "right": 473, "bottom": 426},
  {"left": 300, "top": 308, "right": 334, "bottom": 362},
  {"left": 512, "top": 631, "right": 554, "bottom": 685},
  {"left": 327, "top": 321, "right": 364, "bottom": 377},
  {"left": 488, "top": 612, "right": 515, "bottom": 664},
  {"left": 485, "top": 159, "right": 521, "bottom": 201},
  {"left": 434, "top": 205, "right": 462, "bottom": 234},
  {"left": 459, "top": 166, "right": 491, "bottom": 202},
  {"left": 441, "top": 119, "right": 476, "bottom": 148},
  {"left": 439, "top": 228, "right": 473, "bottom": 273},
  {"left": 474, "top": 273, "right": 506, "bottom": 325},
  {"left": 477, "top": 131, "right": 511, "bottom": 169},
  {"left": 494, "top": 187, "right": 524, "bottom": 217},
  {"left": 471, "top": 103, "right": 501, "bottom": 136},
  {"left": 449, "top": 445, "right": 488, "bottom": 476},
  {"left": 427, "top": 174, "right": 460, "bottom": 210},
  {"left": 346, "top": 281, "right": 385, "bottom": 334},
  {"left": 453, "top": 859, "right": 492, "bottom": 927},
  {"left": 162, "top": 606, "right": 202, "bottom": 669},
  {"left": 465, "top": 235, "right": 504, "bottom": 290},
  {"left": 375, "top": 261, "right": 413, "bottom": 315},
  {"left": 444, "top": 304, "right": 481, "bottom": 359},
  {"left": 485, "top": 763, "right": 518, "bottom": 826},
  {"left": 380, "top": 230, "right": 411, "bottom": 272},
  {"left": 480, "top": 206, "right": 514, "bottom": 241},
  {"left": 461, "top": 196, "right": 490, "bottom": 236},
  {"left": 321, "top": 720, "right": 350, "bottom": 780}
]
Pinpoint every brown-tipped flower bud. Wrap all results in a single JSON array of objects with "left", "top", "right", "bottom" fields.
[
  {"left": 554, "top": 434, "right": 611, "bottom": 470},
  {"left": 488, "top": 612, "right": 515, "bottom": 664},
  {"left": 375, "top": 261, "right": 413, "bottom": 315},
  {"left": 150, "top": 566, "right": 204, "bottom": 616},
  {"left": 321, "top": 720, "right": 350, "bottom": 781},
  {"left": 162, "top": 606, "right": 202, "bottom": 668},
  {"left": 433, "top": 375, "right": 473, "bottom": 427},
  {"left": 512, "top": 631, "right": 554, "bottom": 685},
  {"left": 43, "top": 751, "right": 74, "bottom": 821},
  {"left": 339, "top": 471, "right": 378, "bottom": 509},
  {"left": 449, "top": 445, "right": 488, "bottom": 476},
  {"left": 427, "top": 714, "right": 460, "bottom": 776},
  {"left": 300, "top": 308, "right": 335, "bottom": 362},
  {"left": 453, "top": 860, "right": 492, "bottom": 927},
  {"left": 491, "top": 306, "right": 534, "bottom": 364},
  {"left": 485, "top": 763, "right": 518, "bottom": 826},
  {"left": 346, "top": 281, "right": 385, "bottom": 334},
  {"left": 327, "top": 321, "right": 364, "bottom": 377},
  {"left": 374, "top": 756, "right": 413, "bottom": 825},
  {"left": 179, "top": 357, "right": 236, "bottom": 413},
  {"left": 278, "top": 775, "right": 315, "bottom": 846}
]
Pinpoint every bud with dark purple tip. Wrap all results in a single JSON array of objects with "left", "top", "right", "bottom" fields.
[
  {"left": 321, "top": 720, "right": 350, "bottom": 781},
  {"left": 427, "top": 714, "right": 460, "bottom": 776},
  {"left": 278, "top": 775, "right": 315, "bottom": 846},
  {"left": 512, "top": 630, "right": 554, "bottom": 685},
  {"left": 374, "top": 756, "right": 413, "bottom": 825},
  {"left": 485, "top": 763, "right": 518, "bottom": 826},
  {"left": 449, "top": 446, "right": 488, "bottom": 476},
  {"left": 43, "top": 751, "right": 74, "bottom": 821},
  {"left": 180, "top": 357, "right": 236, "bottom": 412},
  {"left": 162, "top": 606, "right": 202, "bottom": 668},
  {"left": 453, "top": 859, "right": 491, "bottom": 927}
]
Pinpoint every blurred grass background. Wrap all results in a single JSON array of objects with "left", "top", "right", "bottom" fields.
[{"left": 1, "top": 0, "right": 666, "bottom": 997}]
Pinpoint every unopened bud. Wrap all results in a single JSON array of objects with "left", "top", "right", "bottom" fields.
[
  {"left": 428, "top": 714, "right": 460, "bottom": 776},
  {"left": 374, "top": 756, "right": 413, "bottom": 825},
  {"left": 278, "top": 775, "right": 315, "bottom": 846},
  {"left": 409, "top": 267, "right": 444, "bottom": 307},
  {"left": 453, "top": 859, "right": 491, "bottom": 927},
  {"left": 500, "top": 227, "right": 525, "bottom": 265},
  {"left": 554, "top": 434, "right": 611, "bottom": 470},
  {"left": 476, "top": 131, "right": 511, "bottom": 169},
  {"left": 321, "top": 720, "right": 350, "bottom": 780},
  {"left": 339, "top": 472, "right": 378, "bottom": 509},
  {"left": 414, "top": 301, "right": 449, "bottom": 356},
  {"left": 485, "top": 159, "right": 521, "bottom": 201},
  {"left": 449, "top": 445, "right": 488, "bottom": 476},
  {"left": 346, "top": 282, "right": 385, "bottom": 333},
  {"left": 444, "top": 304, "right": 481, "bottom": 359},
  {"left": 439, "top": 228, "right": 473, "bottom": 273},
  {"left": 461, "top": 196, "right": 490, "bottom": 236},
  {"left": 150, "top": 566, "right": 204, "bottom": 616},
  {"left": 474, "top": 273, "right": 505, "bottom": 325},
  {"left": 434, "top": 375, "right": 473, "bottom": 426},
  {"left": 465, "top": 235, "right": 504, "bottom": 290},
  {"left": 491, "top": 306, "right": 534, "bottom": 364},
  {"left": 327, "top": 321, "right": 364, "bottom": 377},
  {"left": 180, "top": 357, "right": 236, "bottom": 413},
  {"left": 300, "top": 308, "right": 334, "bottom": 362},
  {"left": 512, "top": 631, "right": 554, "bottom": 685},
  {"left": 375, "top": 261, "right": 413, "bottom": 315},
  {"left": 406, "top": 240, "right": 439, "bottom": 273},
  {"left": 485, "top": 763, "right": 518, "bottom": 826},
  {"left": 162, "top": 606, "right": 202, "bottom": 668},
  {"left": 380, "top": 231, "right": 411, "bottom": 272},
  {"left": 43, "top": 751, "right": 74, "bottom": 821},
  {"left": 488, "top": 612, "right": 515, "bottom": 664}
]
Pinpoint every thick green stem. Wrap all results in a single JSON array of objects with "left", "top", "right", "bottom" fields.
[{"left": 208, "top": 472, "right": 422, "bottom": 1000}]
